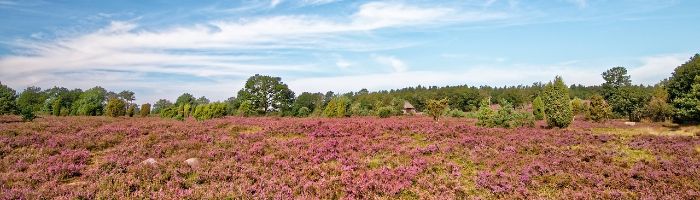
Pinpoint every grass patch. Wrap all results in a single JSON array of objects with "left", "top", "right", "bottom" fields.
[
  {"left": 271, "top": 132, "right": 305, "bottom": 140},
  {"left": 409, "top": 133, "right": 431, "bottom": 147},
  {"left": 229, "top": 125, "right": 262, "bottom": 135},
  {"left": 366, "top": 152, "right": 411, "bottom": 169},
  {"left": 591, "top": 126, "right": 698, "bottom": 137},
  {"left": 614, "top": 145, "right": 655, "bottom": 166}
]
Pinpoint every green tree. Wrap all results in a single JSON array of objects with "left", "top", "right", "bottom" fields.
[
  {"left": 672, "top": 75, "right": 700, "bottom": 122},
  {"left": 323, "top": 96, "right": 350, "bottom": 117},
  {"left": 195, "top": 96, "right": 210, "bottom": 105},
  {"left": 105, "top": 97, "right": 126, "bottom": 117},
  {"left": 426, "top": 98, "right": 448, "bottom": 121},
  {"left": 236, "top": 74, "right": 295, "bottom": 114},
  {"left": 667, "top": 54, "right": 700, "bottom": 123},
  {"left": 152, "top": 99, "right": 173, "bottom": 114},
  {"left": 292, "top": 92, "right": 322, "bottom": 116},
  {"left": 532, "top": 96, "right": 545, "bottom": 120},
  {"left": 643, "top": 87, "right": 673, "bottom": 122},
  {"left": 140, "top": 103, "right": 151, "bottom": 117},
  {"left": 126, "top": 104, "right": 136, "bottom": 117},
  {"left": 586, "top": 94, "right": 611, "bottom": 122},
  {"left": 17, "top": 86, "right": 46, "bottom": 113},
  {"left": 542, "top": 76, "right": 573, "bottom": 128},
  {"left": 72, "top": 86, "right": 107, "bottom": 116},
  {"left": 601, "top": 66, "right": 632, "bottom": 98},
  {"left": 118, "top": 90, "right": 135, "bottom": 105},
  {"left": 0, "top": 82, "right": 18, "bottom": 115},
  {"left": 175, "top": 93, "right": 195, "bottom": 106}
]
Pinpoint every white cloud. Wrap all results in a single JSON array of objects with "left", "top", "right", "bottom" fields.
[
  {"left": 372, "top": 55, "right": 408, "bottom": 72},
  {"left": 566, "top": 0, "right": 588, "bottom": 8},
  {"left": 2, "top": 1, "right": 491, "bottom": 103},
  {"left": 335, "top": 58, "right": 351, "bottom": 69},
  {"left": 270, "top": 0, "right": 283, "bottom": 8},
  {"left": 629, "top": 54, "right": 688, "bottom": 85},
  {"left": 288, "top": 65, "right": 602, "bottom": 93}
]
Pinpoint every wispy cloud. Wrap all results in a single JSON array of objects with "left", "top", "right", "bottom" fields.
[
  {"left": 373, "top": 55, "right": 408, "bottom": 73},
  {"left": 1, "top": 1, "right": 501, "bottom": 103}
]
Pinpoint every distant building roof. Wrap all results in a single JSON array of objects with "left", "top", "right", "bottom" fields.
[{"left": 403, "top": 101, "right": 415, "bottom": 109}]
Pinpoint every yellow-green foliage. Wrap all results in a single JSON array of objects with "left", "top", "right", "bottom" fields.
[
  {"left": 104, "top": 97, "right": 126, "bottom": 117},
  {"left": 426, "top": 98, "right": 449, "bottom": 121},
  {"left": 323, "top": 96, "right": 350, "bottom": 117}
]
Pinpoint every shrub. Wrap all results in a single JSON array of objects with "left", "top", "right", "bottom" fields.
[
  {"left": 476, "top": 99, "right": 495, "bottom": 127},
  {"left": 126, "top": 104, "right": 135, "bottom": 117},
  {"left": 296, "top": 107, "right": 311, "bottom": 117},
  {"left": 20, "top": 107, "right": 35, "bottom": 122},
  {"left": 191, "top": 102, "right": 228, "bottom": 121},
  {"left": 447, "top": 109, "right": 467, "bottom": 118},
  {"left": 426, "top": 98, "right": 449, "bottom": 121},
  {"left": 642, "top": 88, "right": 673, "bottom": 122},
  {"left": 376, "top": 106, "right": 394, "bottom": 118},
  {"left": 140, "top": 103, "right": 151, "bottom": 117},
  {"left": 532, "top": 96, "right": 545, "bottom": 120},
  {"left": 586, "top": 94, "right": 611, "bottom": 122},
  {"left": 478, "top": 99, "right": 534, "bottom": 128},
  {"left": 542, "top": 76, "right": 573, "bottom": 128},
  {"left": 571, "top": 97, "right": 584, "bottom": 115},
  {"left": 323, "top": 97, "right": 350, "bottom": 118},
  {"left": 104, "top": 97, "right": 126, "bottom": 117},
  {"left": 237, "top": 100, "right": 255, "bottom": 117}
]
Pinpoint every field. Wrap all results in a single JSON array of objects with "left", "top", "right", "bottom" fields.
[{"left": 1, "top": 116, "right": 699, "bottom": 199}]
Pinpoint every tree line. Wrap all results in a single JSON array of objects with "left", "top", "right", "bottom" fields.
[{"left": 1, "top": 54, "right": 698, "bottom": 126}]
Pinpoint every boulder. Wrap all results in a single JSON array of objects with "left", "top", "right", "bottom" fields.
[
  {"left": 624, "top": 122, "right": 636, "bottom": 126},
  {"left": 184, "top": 158, "right": 200, "bottom": 167},
  {"left": 141, "top": 158, "right": 157, "bottom": 165}
]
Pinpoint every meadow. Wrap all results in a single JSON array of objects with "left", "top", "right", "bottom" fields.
[{"left": 1, "top": 115, "right": 699, "bottom": 199}]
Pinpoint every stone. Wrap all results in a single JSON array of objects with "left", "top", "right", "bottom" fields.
[
  {"left": 141, "top": 158, "right": 157, "bottom": 165},
  {"left": 624, "top": 122, "right": 636, "bottom": 126},
  {"left": 184, "top": 158, "right": 200, "bottom": 167}
]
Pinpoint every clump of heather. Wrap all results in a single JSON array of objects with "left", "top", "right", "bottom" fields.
[{"left": 0, "top": 116, "right": 698, "bottom": 199}]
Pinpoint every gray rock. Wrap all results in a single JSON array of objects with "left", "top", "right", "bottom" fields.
[
  {"left": 624, "top": 122, "right": 636, "bottom": 126},
  {"left": 184, "top": 158, "right": 200, "bottom": 167},
  {"left": 141, "top": 158, "right": 157, "bottom": 165}
]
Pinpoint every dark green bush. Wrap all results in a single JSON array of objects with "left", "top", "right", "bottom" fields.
[
  {"left": 542, "top": 76, "right": 573, "bottom": 128},
  {"left": 377, "top": 106, "right": 394, "bottom": 118}
]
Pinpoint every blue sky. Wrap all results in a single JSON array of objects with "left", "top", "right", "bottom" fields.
[{"left": 0, "top": 0, "right": 699, "bottom": 104}]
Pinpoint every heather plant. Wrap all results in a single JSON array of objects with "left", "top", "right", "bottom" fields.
[
  {"left": 140, "top": 103, "right": 151, "bottom": 117},
  {"left": 105, "top": 97, "right": 126, "bottom": 117},
  {"left": 532, "top": 96, "right": 545, "bottom": 120},
  {"left": 542, "top": 76, "right": 573, "bottom": 128}
]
